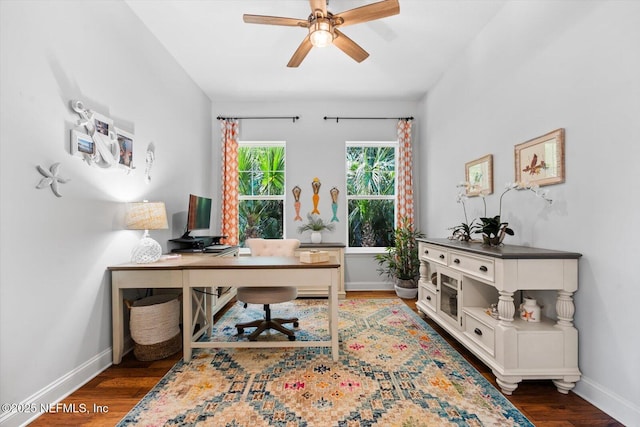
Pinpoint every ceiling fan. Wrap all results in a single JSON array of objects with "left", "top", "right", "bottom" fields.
[{"left": 243, "top": 0, "right": 400, "bottom": 67}]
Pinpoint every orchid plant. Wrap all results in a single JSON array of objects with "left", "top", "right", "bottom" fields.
[
  {"left": 450, "top": 181, "right": 553, "bottom": 245},
  {"left": 478, "top": 182, "right": 553, "bottom": 245},
  {"left": 449, "top": 182, "right": 481, "bottom": 241}
]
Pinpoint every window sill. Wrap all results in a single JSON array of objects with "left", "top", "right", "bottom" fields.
[
  {"left": 239, "top": 246, "right": 386, "bottom": 256},
  {"left": 345, "top": 247, "right": 387, "bottom": 255}
]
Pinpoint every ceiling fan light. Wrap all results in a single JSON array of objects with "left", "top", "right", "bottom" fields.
[{"left": 309, "top": 20, "right": 333, "bottom": 48}]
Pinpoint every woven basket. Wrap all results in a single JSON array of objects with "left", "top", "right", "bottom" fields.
[{"left": 129, "top": 294, "right": 182, "bottom": 361}]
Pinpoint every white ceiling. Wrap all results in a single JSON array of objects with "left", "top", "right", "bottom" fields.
[{"left": 125, "top": 0, "right": 506, "bottom": 102}]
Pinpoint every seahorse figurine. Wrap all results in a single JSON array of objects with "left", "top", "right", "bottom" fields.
[
  {"left": 311, "top": 178, "right": 321, "bottom": 214},
  {"left": 330, "top": 187, "right": 339, "bottom": 222},
  {"left": 292, "top": 185, "right": 302, "bottom": 221}
]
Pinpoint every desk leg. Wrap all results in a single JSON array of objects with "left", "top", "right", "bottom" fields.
[
  {"left": 206, "top": 287, "right": 213, "bottom": 337},
  {"left": 112, "top": 286, "right": 124, "bottom": 365},
  {"left": 183, "top": 280, "right": 192, "bottom": 363},
  {"left": 330, "top": 269, "right": 339, "bottom": 361}
]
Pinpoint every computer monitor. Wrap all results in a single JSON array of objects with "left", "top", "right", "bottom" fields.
[{"left": 181, "top": 194, "right": 212, "bottom": 238}]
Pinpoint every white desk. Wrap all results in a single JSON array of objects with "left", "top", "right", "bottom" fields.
[{"left": 109, "top": 256, "right": 340, "bottom": 364}]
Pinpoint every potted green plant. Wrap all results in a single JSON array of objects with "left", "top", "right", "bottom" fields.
[
  {"left": 297, "top": 213, "right": 335, "bottom": 243},
  {"left": 478, "top": 215, "right": 514, "bottom": 245},
  {"left": 375, "top": 217, "right": 425, "bottom": 299},
  {"left": 449, "top": 183, "right": 481, "bottom": 241}
]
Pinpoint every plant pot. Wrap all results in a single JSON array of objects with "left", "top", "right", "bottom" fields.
[
  {"left": 311, "top": 231, "right": 322, "bottom": 244},
  {"left": 482, "top": 225, "right": 508, "bottom": 246},
  {"left": 394, "top": 278, "right": 418, "bottom": 299},
  {"left": 482, "top": 234, "right": 504, "bottom": 246},
  {"left": 394, "top": 284, "right": 418, "bottom": 299}
]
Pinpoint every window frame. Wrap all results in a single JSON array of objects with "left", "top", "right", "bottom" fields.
[
  {"left": 345, "top": 140, "right": 398, "bottom": 253},
  {"left": 237, "top": 140, "right": 287, "bottom": 246}
]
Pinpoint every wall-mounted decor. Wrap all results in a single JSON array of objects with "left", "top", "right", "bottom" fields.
[
  {"left": 115, "top": 127, "right": 134, "bottom": 169},
  {"left": 514, "top": 128, "right": 565, "bottom": 187},
  {"left": 144, "top": 142, "right": 155, "bottom": 184},
  {"left": 311, "top": 177, "right": 321, "bottom": 214},
  {"left": 465, "top": 154, "right": 493, "bottom": 196},
  {"left": 69, "top": 100, "right": 135, "bottom": 172},
  {"left": 330, "top": 187, "right": 339, "bottom": 222},
  {"left": 292, "top": 185, "right": 302, "bottom": 221},
  {"left": 92, "top": 111, "right": 113, "bottom": 137},
  {"left": 36, "top": 163, "right": 70, "bottom": 197},
  {"left": 70, "top": 129, "right": 95, "bottom": 158}
]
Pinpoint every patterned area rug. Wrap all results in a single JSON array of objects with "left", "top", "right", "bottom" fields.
[{"left": 118, "top": 299, "right": 533, "bottom": 426}]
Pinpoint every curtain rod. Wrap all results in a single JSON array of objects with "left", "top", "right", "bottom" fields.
[
  {"left": 217, "top": 115, "right": 300, "bottom": 123},
  {"left": 323, "top": 116, "right": 413, "bottom": 123}
]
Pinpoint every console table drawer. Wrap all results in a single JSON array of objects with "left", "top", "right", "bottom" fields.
[
  {"left": 449, "top": 251, "right": 494, "bottom": 282},
  {"left": 463, "top": 310, "right": 495, "bottom": 357},
  {"left": 420, "top": 243, "right": 448, "bottom": 265},
  {"left": 422, "top": 286, "right": 437, "bottom": 311}
]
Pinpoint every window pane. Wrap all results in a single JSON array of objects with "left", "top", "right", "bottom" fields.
[
  {"left": 261, "top": 170, "right": 285, "bottom": 196},
  {"left": 238, "top": 171, "right": 259, "bottom": 196},
  {"left": 346, "top": 146, "right": 395, "bottom": 196},
  {"left": 348, "top": 199, "right": 395, "bottom": 247},
  {"left": 239, "top": 200, "right": 283, "bottom": 245},
  {"left": 239, "top": 146, "right": 285, "bottom": 196}
]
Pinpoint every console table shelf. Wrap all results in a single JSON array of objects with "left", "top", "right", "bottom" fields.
[
  {"left": 296, "top": 242, "right": 345, "bottom": 298},
  {"left": 416, "top": 238, "right": 582, "bottom": 395}
]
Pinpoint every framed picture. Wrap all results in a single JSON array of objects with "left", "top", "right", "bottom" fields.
[
  {"left": 92, "top": 112, "right": 113, "bottom": 137},
  {"left": 514, "top": 128, "right": 565, "bottom": 186},
  {"left": 70, "top": 129, "right": 95, "bottom": 157},
  {"left": 465, "top": 154, "right": 493, "bottom": 196},
  {"left": 115, "top": 127, "right": 134, "bottom": 169}
]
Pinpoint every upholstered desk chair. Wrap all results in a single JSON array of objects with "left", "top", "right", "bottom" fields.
[{"left": 236, "top": 238, "right": 301, "bottom": 341}]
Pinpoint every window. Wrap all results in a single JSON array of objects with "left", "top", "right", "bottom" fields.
[
  {"left": 346, "top": 141, "right": 397, "bottom": 248},
  {"left": 238, "top": 142, "right": 285, "bottom": 245}
]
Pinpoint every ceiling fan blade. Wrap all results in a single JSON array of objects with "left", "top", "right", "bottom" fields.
[
  {"left": 243, "top": 14, "right": 309, "bottom": 27},
  {"left": 335, "top": 0, "right": 399, "bottom": 27},
  {"left": 309, "top": 0, "right": 327, "bottom": 17},
  {"left": 287, "top": 36, "right": 313, "bottom": 68},
  {"left": 333, "top": 30, "right": 369, "bottom": 63}
]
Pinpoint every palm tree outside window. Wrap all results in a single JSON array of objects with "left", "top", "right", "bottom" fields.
[
  {"left": 238, "top": 141, "right": 286, "bottom": 246},
  {"left": 346, "top": 141, "right": 397, "bottom": 248}
]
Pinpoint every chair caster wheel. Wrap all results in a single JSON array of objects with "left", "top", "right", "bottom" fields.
[
  {"left": 288, "top": 335, "right": 296, "bottom": 341},
  {"left": 293, "top": 322, "right": 299, "bottom": 328}
]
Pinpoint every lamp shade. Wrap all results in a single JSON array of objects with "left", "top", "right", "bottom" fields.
[
  {"left": 125, "top": 202, "right": 168, "bottom": 230},
  {"left": 309, "top": 19, "right": 333, "bottom": 48}
]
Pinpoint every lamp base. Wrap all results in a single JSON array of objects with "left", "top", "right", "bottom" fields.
[{"left": 131, "top": 235, "right": 162, "bottom": 264}]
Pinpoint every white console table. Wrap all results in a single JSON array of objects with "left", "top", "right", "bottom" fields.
[
  {"left": 416, "top": 238, "right": 582, "bottom": 395},
  {"left": 295, "top": 242, "right": 345, "bottom": 298}
]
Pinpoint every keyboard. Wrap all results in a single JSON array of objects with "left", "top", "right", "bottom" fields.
[{"left": 204, "top": 244, "right": 231, "bottom": 251}]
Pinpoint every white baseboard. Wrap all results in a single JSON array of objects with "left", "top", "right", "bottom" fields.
[
  {"left": 345, "top": 281, "right": 394, "bottom": 291},
  {"left": 0, "top": 339, "right": 133, "bottom": 427},
  {"left": 574, "top": 376, "right": 640, "bottom": 426}
]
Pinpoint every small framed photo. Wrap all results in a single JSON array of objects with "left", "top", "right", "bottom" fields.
[
  {"left": 515, "top": 128, "right": 565, "bottom": 186},
  {"left": 465, "top": 154, "right": 493, "bottom": 196},
  {"left": 70, "top": 129, "right": 95, "bottom": 157},
  {"left": 92, "top": 112, "right": 113, "bottom": 137},
  {"left": 115, "top": 128, "right": 134, "bottom": 168}
]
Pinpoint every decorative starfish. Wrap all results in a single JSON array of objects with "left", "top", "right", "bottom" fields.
[{"left": 36, "top": 163, "right": 70, "bottom": 197}]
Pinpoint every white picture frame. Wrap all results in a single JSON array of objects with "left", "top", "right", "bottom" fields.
[
  {"left": 115, "top": 127, "right": 134, "bottom": 169},
  {"left": 92, "top": 112, "right": 113, "bottom": 137},
  {"left": 70, "top": 129, "right": 95, "bottom": 157}
]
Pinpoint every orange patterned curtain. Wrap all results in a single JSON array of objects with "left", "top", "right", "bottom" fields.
[
  {"left": 396, "top": 119, "right": 414, "bottom": 226},
  {"left": 220, "top": 119, "right": 239, "bottom": 245}
]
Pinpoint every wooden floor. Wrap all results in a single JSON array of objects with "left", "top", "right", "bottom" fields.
[{"left": 31, "top": 292, "right": 622, "bottom": 426}]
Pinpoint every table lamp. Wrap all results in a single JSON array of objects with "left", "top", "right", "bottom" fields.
[{"left": 125, "top": 201, "right": 168, "bottom": 263}]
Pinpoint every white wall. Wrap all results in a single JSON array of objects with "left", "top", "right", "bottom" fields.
[
  {"left": 210, "top": 99, "right": 419, "bottom": 290},
  {"left": 0, "top": 1, "right": 213, "bottom": 425},
  {"left": 417, "top": 1, "right": 640, "bottom": 424}
]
